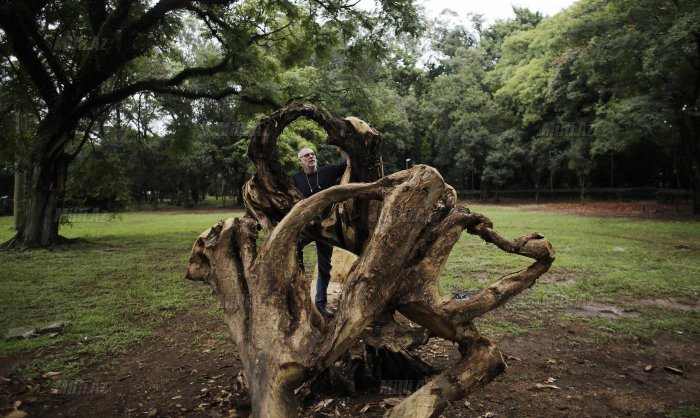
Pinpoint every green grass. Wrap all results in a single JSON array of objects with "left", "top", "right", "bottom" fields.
[
  {"left": 441, "top": 205, "right": 700, "bottom": 340},
  {"left": 1, "top": 205, "right": 699, "bottom": 377},
  {"left": 663, "top": 405, "right": 700, "bottom": 418},
  {"left": 0, "top": 211, "right": 240, "bottom": 377}
]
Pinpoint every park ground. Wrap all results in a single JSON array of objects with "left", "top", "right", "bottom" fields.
[{"left": 1, "top": 201, "right": 699, "bottom": 417}]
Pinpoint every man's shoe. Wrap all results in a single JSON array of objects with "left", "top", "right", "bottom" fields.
[{"left": 318, "top": 306, "right": 335, "bottom": 318}]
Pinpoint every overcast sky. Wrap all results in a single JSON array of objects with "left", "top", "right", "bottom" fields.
[{"left": 416, "top": 0, "right": 579, "bottom": 24}]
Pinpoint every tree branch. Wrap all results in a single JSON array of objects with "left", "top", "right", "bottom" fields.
[
  {"left": 67, "top": 112, "right": 100, "bottom": 162},
  {"left": 186, "top": 4, "right": 236, "bottom": 52},
  {"left": 72, "top": 55, "right": 233, "bottom": 120},
  {"left": 0, "top": 50, "right": 43, "bottom": 118},
  {"left": 20, "top": 6, "right": 68, "bottom": 86},
  {"left": 87, "top": 0, "right": 108, "bottom": 35},
  {"left": 0, "top": 1, "right": 58, "bottom": 105}
]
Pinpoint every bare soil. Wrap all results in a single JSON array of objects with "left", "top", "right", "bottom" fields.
[
  {"left": 506, "top": 201, "right": 699, "bottom": 221},
  {"left": 2, "top": 302, "right": 697, "bottom": 418}
]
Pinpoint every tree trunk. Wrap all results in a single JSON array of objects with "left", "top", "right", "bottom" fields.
[
  {"left": 679, "top": 113, "right": 700, "bottom": 214},
  {"left": 3, "top": 102, "right": 81, "bottom": 249},
  {"left": 610, "top": 154, "right": 614, "bottom": 188},
  {"left": 186, "top": 104, "right": 556, "bottom": 418},
  {"left": 12, "top": 155, "right": 69, "bottom": 248},
  {"left": 13, "top": 165, "right": 26, "bottom": 231}
]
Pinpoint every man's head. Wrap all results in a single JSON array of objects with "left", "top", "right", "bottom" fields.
[{"left": 298, "top": 147, "right": 317, "bottom": 174}]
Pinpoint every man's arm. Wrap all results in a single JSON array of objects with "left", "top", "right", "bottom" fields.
[{"left": 328, "top": 160, "right": 348, "bottom": 181}]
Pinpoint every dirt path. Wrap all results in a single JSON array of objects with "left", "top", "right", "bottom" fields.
[{"left": 495, "top": 201, "right": 698, "bottom": 221}]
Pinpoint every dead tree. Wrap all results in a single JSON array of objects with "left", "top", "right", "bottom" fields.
[{"left": 186, "top": 103, "right": 555, "bottom": 417}]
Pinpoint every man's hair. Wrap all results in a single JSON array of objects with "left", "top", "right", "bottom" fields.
[{"left": 298, "top": 147, "right": 315, "bottom": 159}]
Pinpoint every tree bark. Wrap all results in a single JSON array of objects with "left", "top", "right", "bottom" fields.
[
  {"left": 17, "top": 152, "right": 69, "bottom": 248},
  {"left": 6, "top": 125, "right": 72, "bottom": 249},
  {"left": 679, "top": 112, "right": 700, "bottom": 214},
  {"left": 12, "top": 165, "right": 26, "bottom": 231},
  {"left": 186, "top": 104, "right": 555, "bottom": 417}
]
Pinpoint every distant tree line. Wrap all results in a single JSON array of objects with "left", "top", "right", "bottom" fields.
[{"left": 0, "top": 0, "right": 698, "bottom": 246}]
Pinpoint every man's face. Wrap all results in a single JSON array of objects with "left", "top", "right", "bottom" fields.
[{"left": 298, "top": 148, "right": 317, "bottom": 172}]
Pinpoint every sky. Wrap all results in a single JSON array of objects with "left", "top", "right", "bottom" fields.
[{"left": 416, "top": 0, "right": 579, "bottom": 24}]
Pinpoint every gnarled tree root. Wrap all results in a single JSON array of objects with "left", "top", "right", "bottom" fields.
[{"left": 185, "top": 104, "right": 555, "bottom": 417}]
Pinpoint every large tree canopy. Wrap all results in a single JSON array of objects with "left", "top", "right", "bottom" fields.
[
  {"left": 0, "top": 0, "right": 420, "bottom": 248},
  {"left": 3, "top": 0, "right": 699, "bottom": 250}
]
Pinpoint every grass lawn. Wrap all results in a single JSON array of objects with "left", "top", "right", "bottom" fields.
[
  {"left": 1, "top": 206, "right": 699, "bottom": 378},
  {"left": 441, "top": 205, "right": 700, "bottom": 340},
  {"left": 0, "top": 211, "right": 240, "bottom": 377}
]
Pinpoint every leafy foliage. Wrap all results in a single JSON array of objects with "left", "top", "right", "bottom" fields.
[{"left": 2, "top": 0, "right": 700, "bottom": 229}]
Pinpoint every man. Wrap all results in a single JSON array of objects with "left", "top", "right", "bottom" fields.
[{"left": 290, "top": 147, "right": 347, "bottom": 318}]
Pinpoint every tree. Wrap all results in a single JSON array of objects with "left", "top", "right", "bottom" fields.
[
  {"left": 490, "top": 0, "right": 700, "bottom": 208},
  {"left": 0, "top": 0, "right": 420, "bottom": 248},
  {"left": 186, "top": 103, "right": 555, "bottom": 417},
  {"left": 479, "top": 6, "right": 543, "bottom": 69},
  {"left": 559, "top": 0, "right": 700, "bottom": 210},
  {"left": 421, "top": 47, "right": 501, "bottom": 191}
]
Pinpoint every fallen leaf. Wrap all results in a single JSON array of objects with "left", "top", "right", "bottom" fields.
[
  {"left": 505, "top": 355, "right": 522, "bottom": 361},
  {"left": 359, "top": 404, "right": 371, "bottom": 413},
  {"left": 171, "top": 395, "right": 182, "bottom": 400},
  {"left": 4, "top": 411, "right": 28, "bottom": 418},
  {"left": 146, "top": 407, "right": 158, "bottom": 417},
  {"left": 547, "top": 359, "right": 557, "bottom": 365},
  {"left": 43, "top": 371, "right": 61, "bottom": 378},
  {"left": 644, "top": 365, "right": 653, "bottom": 372},
  {"left": 546, "top": 377, "right": 557, "bottom": 383},
  {"left": 483, "top": 412, "right": 496, "bottom": 418},
  {"left": 313, "top": 398, "right": 334, "bottom": 411},
  {"left": 664, "top": 366, "right": 684, "bottom": 375},
  {"left": 534, "top": 383, "right": 561, "bottom": 390}
]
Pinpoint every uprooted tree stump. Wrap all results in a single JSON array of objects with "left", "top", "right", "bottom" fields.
[{"left": 185, "top": 103, "right": 555, "bottom": 417}]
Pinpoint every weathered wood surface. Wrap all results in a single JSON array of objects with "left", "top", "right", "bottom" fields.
[{"left": 186, "top": 103, "right": 555, "bottom": 417}]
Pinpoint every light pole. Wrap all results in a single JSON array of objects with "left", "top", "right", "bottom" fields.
[{"left": 405, "top": 158, "right": 411, "bottom": 169}]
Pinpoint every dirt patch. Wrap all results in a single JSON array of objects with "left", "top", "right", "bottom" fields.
[
  {"left": 0, "top": 305, "right": 245, "bottom": 418},
  {"left": 512, "top": 201, "right": 699, "bottom": 221},
  {"left": 539, "top": 270, "right": 590, "bottom": 287},
  {"left": 444, "top": 329, "right": 700, "bottom": 418},
  {"left": 563, "top": 302, "right": 641, "bottom": 319},
  {"left": 1, "top": 304, "right": 698, "bottom": 417},
  {"left": 633, "top": 298, "right": 700, "bottom": 312}
]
